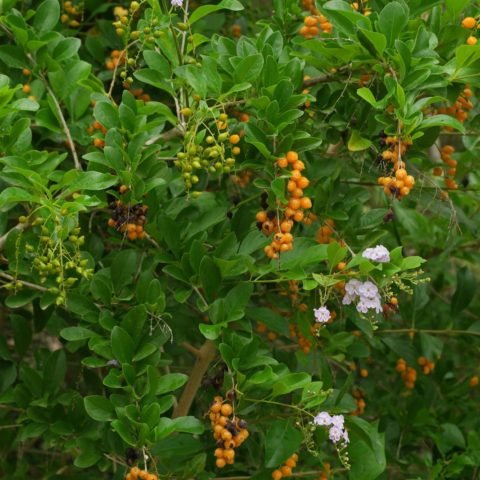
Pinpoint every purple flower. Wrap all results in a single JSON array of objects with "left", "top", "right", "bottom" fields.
[
  {"left": 358, "top": 281, "right": 378, "bottom": 299},
  {"left": 362, "top": 245, "right": 390, "bottom": 263},
  {"left": 330, "top": 415, "right": 345, "bottom": 429},
  {"left": 314, "top": 306, "right": 330, "bottom": 324},
  {"left": 171, "top": 0, "right": 183, "bottom": 6},
  {"left": 345, "top": 279, "right": 361, "bottom": 296},
  {"left": 313, "top": 412, "right": 332, "bottom": 426},
  {"left": 329, "top": 426, "right": 345, "bottom": 443}
]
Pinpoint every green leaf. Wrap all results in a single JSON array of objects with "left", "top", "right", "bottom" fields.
[
  {"left": 378, "top": 2, "right": 408, "bottom": 47},
  {"left": 172, "top": 416, "right": 205, "bottom": 434},
  {"left": 43, "top": 349, "right": 66, "bottom": 393},
  {"left": 327, "top": 241, "right": 348, "bottom": 269},
  {"left": 357, "top": 87, "right": 378, "bottom": 108},
  {"left": 264, "top": 419, "right": 303, "bottom": 468},
  {"left": 451, "top": 267, "right": 476, "bottom": 314},
  {"left": 357, "top": 28, "right": 386, "bottom": 58},
  {"left": 33, "top": 0, "right": 60, "bottom": 32},
  {"left": 348, "top": 130, "right": 373, "bottom": 151},
  {"left": 60, "top": 326, "right": 95, "bottom": 341},
  {"left": 189, "top": 0, "right": 244, "bottom": 25},
  {"left": 199, "top": 256, "right": 221, "bottom": 303},
  {"left": 84, "top": 395, "right": 115, "bottom": 422},
  {"left": 111, "top": 326, "right": 135, "bottom": 364},
  {"left": 234, "top": 54, "right": 264, "bottom": 83},
  {"left": 418, "top": 114, "right": 465, "bottom": 133},
  {"left": 94, "top": 101, "right": 120, "bottom": 129},
  {"left": 156, "top": 373, "right": 188, "bottom": 395},
  {"left": 0, "top": 187, "right": 36, "bottom": 210},
  {"left": 272, "top": 372, "right": 311, "bottom": 397}
]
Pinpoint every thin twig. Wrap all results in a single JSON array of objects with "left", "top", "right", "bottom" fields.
[{"left": 0, "top": 272, "right": 49, "bottom": 292}]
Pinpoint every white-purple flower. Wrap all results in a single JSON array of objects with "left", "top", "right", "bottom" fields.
[
  {"left": 343, "top": 279, "right": 383, "bottom": 315},
  {"left": 362, "top": 245, "right": 390, "bottom": 263},
  {"left": 314, "top": 306, "right": 331, "bottom": 324},
  {"left": 313, "top": 412, "right": 349, "bottom": 446},
  {"left": 314, "top": 412, "right": 332, "bottom": 426},
  {"left": 171, "top": 0, "right": 183, "bottom": 6}
]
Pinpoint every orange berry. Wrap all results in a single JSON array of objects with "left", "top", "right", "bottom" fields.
[
  {"left": 291, "top": 169, "right": 302, "bottom": 180},
  {"left": 286, "top": 151, "right": 298, "bottom": 163},
  {"left": 93, "top": 138, "right": 105, "bottom": 148},
  {"left": 289, "top": 198, "right": 301, "bottom": 210},
  {"left": 277, "top": 157, "right": 288, "bottom": 168},
  {"left": 107, "top": 218, "right": 116, "bottom": 228},
  {"left": 293, "top": 211, "right": 304, "bottom": 222},
  {"left": 360, "top": 368, "right": 368, "bottom": 378},
  {"left": 467, "top": 36, "right": 478, "bottom": 45},
  {"left": 395, "top": 169, "right": 407, "bottom": 180},
  {"left": 256, "top": 211, "right": 267, "bottom": 222},
  {"left": 232, "top": 146, "right": 241, "bottom": 155},
  {"left": 281, "top": 466, "right": 292, "bottom": 476},
  {"left": 404, "top": 175, "right": 415, "bottom": 188},
  {"left": 462, "top": 17, "right": 477, "bottom": 29},
  {"left": 127, "top": 231, "right": 137, "bottom": 241},
  {"left": 119, "top": 184, "right": 128, "bottom": 194},
  {"left": 240, "top": 113, "right": 249, "bottom": 122},
  {"left": 287, "top": 180, "right": 297, "bottom": 192},
  {"left": 223, "top": 449, "right": 235, "bottom": 461},
  {"left": 293, "top": 160, "right": 305, "bottom": 171},
  {"left": 304, "top": 15, "right": 317, "bottom": 26},
  {"left": 285, "top": 458, "right": 296, "bottom": 468},
  {"left": 229, "top": 134, "right": 240, "bottom": 145},
  {"left": 22, "top": 68, "right": 31, "bottom": 76},
  {"left": 211, "top": 402, "right": 221, "bottom": 413},
  {"left": 300, "top": 197, "right": 312, "bottom": 209},
  {"left": 292, "top": 188, "right": 303, "bottom": 198},
  {"left": 308, "top": 26, "right": 319, "bottom": 35},
  {"left": 297, "top": 176, "right": 310, "bottom": 189},
  {"left": 220, "top": 404, "right": 233, "bottom": 416},
  {"left": 337, "top": 261, "right": 346, "bottom": 271},
  {"left": 22, "top": 84, "right": 31, "bottom": 93},
  {"left": 470, "top": 376, "right": 479, "bottom": 387},
  {"left": 272, "top": 470, "right": 283, "bottom": 480},
  {"left": 433, "top": 167, "right": 443, "bottom": 176},
  {"left": 216, "top": 458, "right": 226, "bottom": 468},
  {"left": 214, "top": 448, "right": 224, "bottom": 458},
  {"left": 280, "top": 220, "right": 293, "bottom": 233},
  {"left": 282, "top": 233, "right": 293, "bottom": 244}
]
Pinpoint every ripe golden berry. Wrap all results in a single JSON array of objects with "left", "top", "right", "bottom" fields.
[
  {"left": 119, "top": 184, "right": 128, "bottom": 194},
  {"left": 220, "top": 404, "right": 233, "bottom": 416},
  {"left": 277, "top": 157, "right": 288, "bottom": 168},
  {"left": 216, "top": 458, "right": 226, "bottom": 468},
  {"left": 360, "top": 368, "right": 368, "bottom": 378},
  {"left": 470, "top": 376, "right": 479, "bottom": 387},
  {"left": 300, "top": 197, "right": 312, "bottom": 209},
  {"left": 286, "top": 151, "right": 298, "bottom": 163},
  {"left": 462, "top": 17, "right": 477, "bottom": 29},
  {"left": 272, "top": 470, "right": 283, "bottom": 480},
  {"left": 467, "top": 36, "right": 478, "bottom": 45},
  {"left": 22, "top": 84, "right": 31, "bottom": 93},
  {"left": 229, "top": 134, "right": 240, "bottom": 145}
]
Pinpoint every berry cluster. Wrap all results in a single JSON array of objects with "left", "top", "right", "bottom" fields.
[
  {"left": 261, "top": 151, "right": 312, "bottom": 259},
  {"left": 351, "top": 388, "right": 366, "bottom": 416},
  {"left": 395, "top": 358, "right": 417, "bottom": 389},
  {"left": 289, "top": 323, "right": 312, "bottom": 354},
  {"left": 105, "top": 49, "right": 126, "bottom": 71},
  {"left": 316, "top": 219, "right": 337, "bottom": 244},
  {"left": 88, "top": 120, "right": 107, "bottom": 148},
  {"left": 461, "top": 16, "right": 478, "bottom": 44},
  {"left": 21, "top": 68, "right": 35, "bottom": 99},
  {"left": 231, "top": 170, "right": 252, "bottom": 188},
  {"left": 129, "top": 88, "right": 151, "bottom": 103},
  {"left": 125, "top": 466, "right": 157, "bottom": 480},
  {"left": 301, "top": 0, "right": 319, "bottom": 15},
  {"left": 437, "top": 86, "right": 473, "bottom": 127},
  {"left": 271, "top": 453, "right": 298, "bottom": 480},
  {"left": 351, "top": 0, "right": 371, "bottom": 15},
  {"left": 436, "top": 145, "right": 458, "bottom": 190},
  {"left": 377, "top": 135, "right": 415, "bottom": 199},
  {"left": 60, "top": 0, "right": 83, "bottom": 28},
  {"left": 26, "top": 221, "right": 92, "bottom": 305},
  {"left": 210, "top": 396, "right": 249, "bottom": 469},
  {"left": 299, "top": 15, "right": 332, "bottom": 38},
  {"left": 417, "top": 356, "right": 435, "bottom": 375},
  {"left": 255, "top": 322, "right": 279, "bottom": 342},
  {"left": 174, "top": 114, "right": 237, "bottom": 190},
  {"left": 107, "top": 196, "right": 147, "bottom": 241}
]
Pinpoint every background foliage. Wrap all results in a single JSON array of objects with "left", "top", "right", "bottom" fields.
[{"left": 0, "top": 0, "right": 479, "bottom": 479}]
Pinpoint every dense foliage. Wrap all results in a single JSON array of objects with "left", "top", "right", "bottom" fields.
[{"left": 0, "top": 0, "right": 479, "bottom": 479}]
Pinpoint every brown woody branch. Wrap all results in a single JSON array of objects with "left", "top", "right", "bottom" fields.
[{"left": 172, "top": 339, "right": 216, "bottom": 418}]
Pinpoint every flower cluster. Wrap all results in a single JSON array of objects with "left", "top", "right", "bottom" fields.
[
  {"left": 313, "top": 412, "right": 349, "bottom": 445},
  {"left": 313, "top": 306, "right": 330, "bottom": 324},
  {"left": 171, "top": 0, "right": 183, "bottom": 6},
  {"left": 362, "top": 245, "right": 390, "bottom": 263},
  {"left": 343, "top": 280, "right": 382, "bottom": 314}
]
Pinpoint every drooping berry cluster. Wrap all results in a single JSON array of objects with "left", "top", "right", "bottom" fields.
[
  {"left": 174, "top": 114, "right": 237, "bottom": 190},
  {"left": 301, "top": 0, "right": 318, "bottom": 15},
  {"left": 351, "top": 388, "right": 366, "bottom": 416},
  {"left": 395, "top": 358, "right": 417, "bottom": 389},
  {"left": 60, "top": 0, "right": 84, "bottom": 28},
  {"left": 107, "top": 195, "right": 147, "bottom": 241},
  {"left": 271, "top": 453, "right": 299, "bottom": 480},
  {"left": 125, "top": 466, "right": 157, "bottom": 480},
  {"left": 289, "top": 323, "right": 312, "bottom": 354},
  {"left": 436, "top": 145, "right": 458, "bottom": 190},
  {"left": 437, "top": 86, "right": 473, "bottom": 127},
  {"left": 417, "top": 356, "right": 435, "bottom": 375},
  {"left": 231, "top": 170, "right": 252, "bottom": 188},
  {"left": 377, "top": 135, "right": 415, "bottom": 199},
  {"left": 299, "top": 15, "right": 332, "bottom": 38},
  {"left": 210, "top": 396, "right": 249, "bottom": 469},
  {"left": 255, "top": 322, "right": 278, "bottom": 342},
  {"left": 316, "top": 219, "right": 336, "bottom": 244}
]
